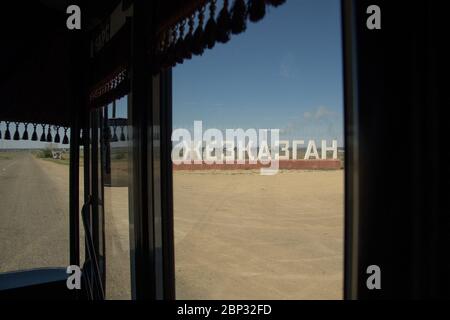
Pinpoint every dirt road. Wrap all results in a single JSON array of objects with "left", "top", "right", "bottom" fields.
[
  {"left": 0, "top": 151, "right": 131, "bottom": 299},
  {"left": 0, "top": 152, "right": 69, "bottom": 272}
]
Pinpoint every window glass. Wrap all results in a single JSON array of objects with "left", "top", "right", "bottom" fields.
[
  {"left": 172, "top": 0, "right": 344, "bottom": 299},
  {"left": 103, "top": 97, "right": 132, "bottom": 299},
  {"left": 0, "top": 122, "right": 71, "bottom": 272}
]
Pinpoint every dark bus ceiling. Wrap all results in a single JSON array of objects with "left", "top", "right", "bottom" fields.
[{"left": 0, "top": 0, "right": 202, "bottom": 126}]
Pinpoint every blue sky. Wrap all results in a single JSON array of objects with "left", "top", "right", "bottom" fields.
[
  {"left": 1, "top": 0, "right": 343, "bottom": 149},
  {"left": 173, "top": 0, "right": 344, "bottom": 146}
]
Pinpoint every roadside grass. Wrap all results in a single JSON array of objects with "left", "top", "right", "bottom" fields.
[
  {"left": 32, "top": 148, "right": 84, "bottom": 166},
  {"left": 39, "top": 155, "right": 85, "bottom": 166},
  {"left": 0, "top": 153, "right": 14, "bottom": 160},
  {"left": 41, "top": 158, "right": 71, "bottom": 166}
]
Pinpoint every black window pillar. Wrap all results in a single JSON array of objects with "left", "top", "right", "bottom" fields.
[
  {"left": 343, "top": 0, "right": 450, "bottom": 299},
  {"left": 128, "top": 0, "right": 155, "bottom": 300}
]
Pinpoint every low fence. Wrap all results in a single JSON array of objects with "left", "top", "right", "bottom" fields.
[{"left": 173, "top": 160, "right": 342, "bottom": 171}]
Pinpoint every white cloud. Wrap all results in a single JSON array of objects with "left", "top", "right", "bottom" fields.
[
  {"left": 279, "top": 105, "right": 343, "bottom": 146},
  {"left": 312, "top": 105, "right": 335, "bottom": 119},
  {"left": 302, "top": 106, "right": 335, "bottom": 120}
]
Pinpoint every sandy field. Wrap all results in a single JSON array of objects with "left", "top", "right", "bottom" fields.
[
  {"left": 0, "top": 152, "right": 344, "bottom": 300},
  {"left": 174, "top": 169, "right": 344, "bottom": 300}
]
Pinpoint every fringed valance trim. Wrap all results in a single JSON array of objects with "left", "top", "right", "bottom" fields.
[
  {"left": 0, "top": 121, "right": 70, "bottom": 145},
  {"left": 152, "top": 0, "right": 287, "bottom": 74},
  {"left": 106, "top": 118, "right": 129, "bottom": 142},
  {"left": 88, "top": 65, "right": 129, "bottom": 109}
]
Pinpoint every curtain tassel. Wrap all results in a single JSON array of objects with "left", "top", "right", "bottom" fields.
[
  {"left": 120, "top": 126, "right": 126, "bottom": 141},
  {"left": 31, "top": 124, "right": 38, "bottom": 141},
  {"left": 40, "top": 124, "right": 47, "bottom": 142},
  {"left": 13, "top": 122, "right": 20, "bottom": 140},
  {"left": 22, "top": 123, "right": 29, "bottom": 140},
  {"left": 62, "top": 127, "right": 69, "bottom": 145},
  {"left": 216, "top": 0, "right": 231, "bottom": 43},
  {"left": 183, "top": 16, "right": 195, "bottom": 60},
  {"left": 248, "top": 0, "right": 266, "bottom": 22},
  {"left": 46, "top": 126, "right": 53, "bottom": 142},
  {"left": 231, "top": 0, "right": 247, "bottom": 34},
  {"left": 112, "top": 126, "right": 118, "bottom": 142},
  {"left": 192, "top": 8, "right": 206, "bottom": 56},
  {"left": 54, "top": 126, "right": 61, "bottom": 143},
  {"left": 174, "top": 21, "right": 185, "bottom": 64},
  {"left": 4, "top": 122, "right": 11, "bottom": 140},
  {"left": 204, "top": 0, "right": 218, "bottom": 49},
  {"left": 265, "top": 0, "right": 286, "bottom": 7}
]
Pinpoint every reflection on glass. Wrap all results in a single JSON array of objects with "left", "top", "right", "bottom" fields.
[{"left": 102, "top": 97, "right": 132, "bottom": 299}]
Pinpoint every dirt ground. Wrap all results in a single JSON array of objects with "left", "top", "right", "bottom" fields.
[
  {"left": 0, "top": 152, "right": 343, "bottom": 300},
  {"left": 100, "top": 168, "right": 344, "bottom": 300},
  {"left": 174, "top": 170, "right": 344, "bottom": 300}
]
